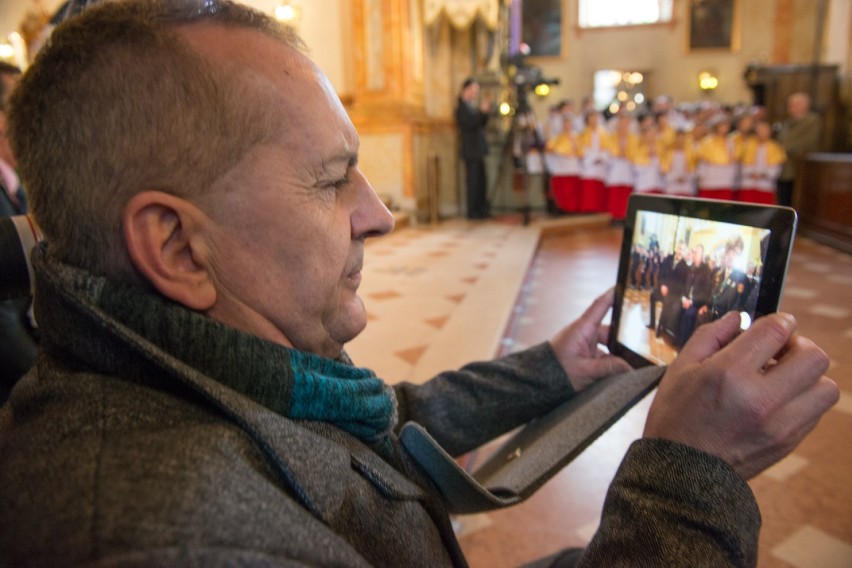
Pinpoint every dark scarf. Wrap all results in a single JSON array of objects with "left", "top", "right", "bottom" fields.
[{"left": 86, "top": 272, "right": 399, "bottom": 445}]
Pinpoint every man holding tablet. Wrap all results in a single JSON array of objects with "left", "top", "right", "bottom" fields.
[{"left": 0, "top": 3, "right": 840, "bottom": 566}]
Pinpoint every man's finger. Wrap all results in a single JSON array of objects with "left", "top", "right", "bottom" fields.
[
  {"left": 758, "top": 335, "right": 831, "bottom": 408},
  {"left": 577, "top": 288, "right": 616, "bottom": 330},
  {"left": 673, "top": 310, "right": 741, "bottom": 367},
  {"left": 597, "top": 324, "right": 611, "bottom": 346},
  {"left": 718, "top": 312, "right": 797, "bottom": 374},
  {"left": 578, "top": 354, "right": 633, "bottom": 385},
  {"left": 729, "top": 375, "right": 837, "bottom": 480},
  {"left": 753, "top": 375, "right": 839, "bottom": 460}
]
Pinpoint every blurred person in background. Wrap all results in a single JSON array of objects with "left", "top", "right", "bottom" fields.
[{"left": 775, "top": 92, "right": 821, "bottom": 207}]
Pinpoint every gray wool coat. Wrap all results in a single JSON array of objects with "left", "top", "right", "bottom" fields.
[{"left": 0, "top": 246, "right": 760, "bottom": 567}]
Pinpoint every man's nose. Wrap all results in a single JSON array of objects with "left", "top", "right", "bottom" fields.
[{"left": 351, "top": 171, "right": 394, "bottom": 240}]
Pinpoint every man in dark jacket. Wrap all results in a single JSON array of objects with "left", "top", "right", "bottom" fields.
[
  {"left": 656, "top": 242, "right": 691, "bottom": 342},
  {"left": 455, "top": 77, "right": 491, "bottom": 219},
  {"left": 647, "top": 240, "right": 685, "bottom": 334},
  {"left": 709, "top": 238, "right": 747, "bottom": 321},
  {"left": 0, "top": 2, "right": 839, "bottom": 566},
  {"left": 677, "top": 243, "right": 714, "bottom": 347}
]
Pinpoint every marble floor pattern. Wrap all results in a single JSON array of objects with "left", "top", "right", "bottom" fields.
[{"left": 347, "top": 215, "right": 852, "bottom": 568}]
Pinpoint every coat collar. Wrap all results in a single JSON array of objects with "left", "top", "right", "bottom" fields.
[{"left": 31, "top": 245, "right": 428, "bottom": 523}]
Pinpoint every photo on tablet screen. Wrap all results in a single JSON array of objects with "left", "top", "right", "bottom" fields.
[{"left": 610, "top": 195, "right": 797, "bottom": 368}]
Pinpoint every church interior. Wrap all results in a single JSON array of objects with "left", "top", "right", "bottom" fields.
[{"left": 1, "top": 0, "right": 850, "bottom": 566}]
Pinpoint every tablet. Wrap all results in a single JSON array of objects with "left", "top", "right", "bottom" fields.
[
  {"left": 401, "top": 196, "right": 797, "bottom": 515},
  {"left": 609, "top": 195, "right": 798, "bottom": 368}
]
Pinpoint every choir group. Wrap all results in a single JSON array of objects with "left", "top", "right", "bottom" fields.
[{"left": 535, "top": 97, "right": 788, "bottom": 219}]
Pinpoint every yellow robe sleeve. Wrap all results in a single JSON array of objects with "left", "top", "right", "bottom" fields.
[
  {"left": 742, "top": 139, "right": 787, "bottom": 166},
  {"left": 545, "top": 133, "right": 579, "bottom": 156},
  {"left": 660, "top": 146, "right": 696, "bottom": 173},
  {"left": 697, "top": 135, "right": 735, "bottom": 165},
  {"left": 611, "top": 132, "right": 638, "bottom": 158},
  {"left": 633, "top": 139, "right": 663, "bottom": 166}
]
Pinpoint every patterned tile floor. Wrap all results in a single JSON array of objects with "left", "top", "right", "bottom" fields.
[
  {"left": 348, "top": 216, "right": 852, "bottom": 568},
  {"left": 347, "top": 219, "right": 540, "bottom": 382}
]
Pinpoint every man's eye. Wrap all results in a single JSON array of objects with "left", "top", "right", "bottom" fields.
[{"left": 328, "top": 176, "right": 350, "bottom": 189}]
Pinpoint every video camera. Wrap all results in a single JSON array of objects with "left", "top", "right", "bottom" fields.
[{"left": 508, "top": 53, "right": 560, "bottom": 113}]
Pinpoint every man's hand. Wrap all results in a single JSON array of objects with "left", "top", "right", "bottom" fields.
[
  {"left": 644, "top": 311, "right": 839, "bottom": 480},
  {"left": 479, "top": 92, "right": 493, "bottom": 113},
  {"left": 549, "top": 288, "right": 632, "bottom": 392}
]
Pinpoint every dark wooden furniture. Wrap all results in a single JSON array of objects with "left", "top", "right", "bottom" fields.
[
  {"left": 794, "top": 153, "right": 852, "bottom": 254},
  {"left": 744, "top": 64, "right": 846, "bottom": 152}
]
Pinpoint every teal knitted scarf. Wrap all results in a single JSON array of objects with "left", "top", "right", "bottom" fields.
[
  {"left": 285, "top": 349, "right": 397, "bottom": 442},
  {"left": 93, "top": 279, "right": 398, "bottom": 444}
]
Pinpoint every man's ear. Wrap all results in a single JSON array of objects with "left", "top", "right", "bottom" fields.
[{"left": 123, "top": 191, "right": 217, "bottom": 311}]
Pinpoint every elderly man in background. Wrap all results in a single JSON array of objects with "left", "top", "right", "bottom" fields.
[
  {"left": 776, "top": 92, "right": 822, "bottom": 207},
  {"left": 0, "top": 1, "right": 838, "bottom": 567}
]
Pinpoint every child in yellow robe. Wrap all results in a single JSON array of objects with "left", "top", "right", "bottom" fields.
[
  {"left": 604, "top": 113, "right": 638, "bottom": 220},
  {"left": 696, "top": 116, "right": 738, "bottom": 201},
  {"left": 633, "top": 127, "right": 664, "bottom": 195},
  {"left": 738, "top": 120, "right": 787, "bottom": 204},
  {"left": 577, "top": 111, "right": 613, "bottom": 213},
  {"left": 544, "top": 117, "right": 582, "bottom": 212},
  {"left": 661, "top": 129, "right": 698, "bottom": 196}
]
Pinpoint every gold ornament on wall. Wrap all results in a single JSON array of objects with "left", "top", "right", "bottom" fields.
[
  {"left": 698, "top": 70, "right": 719, "bottom": 91},
  {"left": 424, "top": 0, "right": 499, "bottom": 30}
]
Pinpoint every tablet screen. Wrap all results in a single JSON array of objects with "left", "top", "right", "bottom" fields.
[{"left": 609, "top": 195, "right": 797, "bottom": 367}]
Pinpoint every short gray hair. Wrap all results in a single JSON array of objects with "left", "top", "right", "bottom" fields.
[{"left": 8, "top": 0, "right": 305, "bottom": 282}]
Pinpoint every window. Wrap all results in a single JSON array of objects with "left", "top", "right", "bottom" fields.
[
  {"left": 578, "top": 0, "right": 673, "bottom": 28},
  {"left": 593, "top": 70, "right": 648, "bottom": 114}
]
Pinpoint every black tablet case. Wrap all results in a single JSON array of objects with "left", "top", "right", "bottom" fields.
[{"left": 400, "top": 365, "right": 664, "bottom": 514}]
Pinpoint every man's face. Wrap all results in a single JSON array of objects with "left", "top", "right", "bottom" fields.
[
  {"left": 737, "top": 115, "right": 754, "bottom": 134},
  {"left": 462, "top": 82, "right": 479, "bottom": 102},
  {"left": 788, "top": 95, "right": 808, "bottom": 119},
  {"left": 693, "top": 247, "right": 704, "bottom": 267},
  {"left": 182, "top": 26, "right": 394, "bottom": 358},
  {"left": 724, "top": 249, "right": 736, "bottom": 270},
  {"left": 675, "top": 242, "right": 684, "bottom": 260}
]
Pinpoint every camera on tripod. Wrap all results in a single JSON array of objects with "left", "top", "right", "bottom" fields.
[{"left": 508, "top": 53, "right": 560, "bottom": 114}]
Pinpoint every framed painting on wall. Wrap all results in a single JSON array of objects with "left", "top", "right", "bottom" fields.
[
  {"left": 522, "top": 0, "right": 564, "bottom": 57},
  {"left": 687, "top": 0, "right": 740, "bottom": 52}
]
